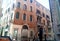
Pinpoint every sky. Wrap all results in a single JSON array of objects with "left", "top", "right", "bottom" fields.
[
  {"left": 36, "top": 0, "right": 50, "bottom": 9},
  {"left": 2, "top": 0, "right": 50, "bottom": 9}
]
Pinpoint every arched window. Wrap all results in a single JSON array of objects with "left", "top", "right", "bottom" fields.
[
  {"left": 23, "top": 4, "right": 27, "bottom": 10},
  {"left": 22, "top": 25, "right": 28, "bottom": 29},
  {"left": 16, "top": 12, "right": 19, "bottom": 19}
]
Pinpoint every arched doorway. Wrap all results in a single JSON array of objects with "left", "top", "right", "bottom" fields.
[{"left": 21, "top": 25, "right": 28, "bottom": 41}]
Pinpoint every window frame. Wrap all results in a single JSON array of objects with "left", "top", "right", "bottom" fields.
[
  {"left": 42, "top": 13, "right": 45, "bottom": 17},
  {"left": 16, "top": 2, "right": 20, "bottom": 8},
  {"left": 4, "top": 31, "right": 8, "bottom": 36},
  {"left": 46, "top": 15, "right": 50, "bottom": 19},
  {"left": 23, "top": 14, "right": 26, "bottom": 20},
  {"left": 24, "top": 0, "right": 27, "bottom": 1},
  {"left": 30, "top": 31, "right": 33, "bottom": 37},
  {"left": 8, "top": 8, "right": 10, "bottom": 12},
  {"left": 30, "top": 15, "right": 33, "bottom": 22},
  {"left": 36, "top": 9, "right": 41, "bottom": 14},
  {"left": 30, "top": 6, "right": 32, "bottom": 12},
  {"left": 16, "top": 12, "right": 19, "bottom": 19},
  {"left": 30, "top": 0, "right": 33, "bottom": 3},
  {"left": 23, "top": 4, "right": 27, "bottom": 10},
  {"left": 12, "top": 3, "right": 15, "bottom": 9}
]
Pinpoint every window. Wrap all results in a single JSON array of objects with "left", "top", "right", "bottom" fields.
[
  {"left": 22, "top": 25, "right": 28, "bottom": 29},
  {"left": 8, "top": 8, "right": 10, "bottom": 12},
  {"left": 16, "top": 2, "right": 20, "bottom": 8},
  {"left": 30, "top": 15, "right": 32, "bottom": 21},
  {"left": 24, "top": 0, "right": 27, "bottom": 1},
  {"left": 13, "top": 29, "right": 18, "bottom": 40},
  {"left": 30, "top": 0, "right": 33, "bottom": 3},
  {"left": 43, "top": 20, "right": 45, "bottom": 25},
  {"left": 42, "top": 13, "right": 45, "bottom": 17},
  {"left": 13, "top": 3, "right": 14, "bottom": 9},
  {"left": 37, "top": 16, "right": 39, "bottom": 21},
  {"left": 37, "top": 16, "right": 41, "bottom": 23},
  {"left": 30, "top": 31, "right": 33, "bottom": 37},
  {"left": 46, "top": 15, "right": 49, "bottom": 19},
  {"left": 57, "top": 35, "right": 60, "bottom": 40},
  {"left": 23, "top": 14, "right": 26, "bottom": 20},
  {"left": 14, "top": 29, "right": 18, "bottom": 36},
  {"left": 4, "top": 31, "right": 8, "bottom": 36},
  {"left": 36, "top": 9, "right": 40, "bottom": 14},
  {"left": 48, "top": 28, "right": 51, "bottom": 33},
  {"left": 16, "top": 12, "right": 19, "bottom": 19},
  {"left": 0, "top": 27, "right": 3, "bottom": 36},
  {"left": 23, "top": 4, "right": 27, "bottom": 10},
  {"left": 47, "top": 20, "right": 50, "bottom": 26},
  {"left": 11, "top": 13, "right": 13, "bottom": 20},
  {"left": 30, "top": 6, "right": 32, "bottom": 12},
  {"left": 6, "top": 25, "right": 9, "bottom": 29},
  {"left": 6, "top": 10, "right": 7, "bottom": 13},
  {"left": 58, "top": 0, "right": 60, "bottom": 6},
  {"left": 36, "top": 2, "right": 40, "bottom": 7}
]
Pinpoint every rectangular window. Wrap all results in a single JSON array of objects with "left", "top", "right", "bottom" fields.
[
  {"left": 8, "top": 8, "right": 10, "bottom": 12},
  {"left": 48, "top": 28, "right": 51, "bottom": 33},
  {"left": 16, "top": 2, "right": 20, "bottom": 8},
  {"left": 30, "top": 0, "right": 33, "bottom": 3},
  {"left": 16, "top": 12, "right": 19, "bottom": 19},
  {"left": 13, "top": 29, "right": 18, "bottom": 40},
  {"left": 37, "top": 16, "right": 41, "bottom": 24},
  {"left": 43, "top": 13, "right": 45, "bottom": 17},
  {"left": 24, "top": 0, "right": 27, "bottom": 1},
  {"left": 23, "top": 4, "right": 27, "bottom": 10},
  {"left": 30, "top": 15, "right": 32, "bottom": 21},
  {"left": 58, "top": 0, "right": 60, "bottom": 6},
  {"left": 12, "top": 3, "right": 14, "bottom": 9},
  {"left": 47, "top": 20, "right": 50, "bottom": 26},
  {"left": 30, "top": 6, "right": 32, "bottom": 12},
  {"left": 43, "top": 20, "right": 45, "bottom": 25},
  {"left": 0, "top": 28, "right": 3, "bottom": 36},
  {"left": 11, "top": 13, "right": 13, "bottom": 20},
  {"left": 36, "top": 9, "right": 40, "bottom": 14},
  {"left": 14, "top": 29, "right": 18, "bottom": 36},
  {"left": 6, "top": 25, "right": 9, "bottom": 29},
  {"left": 4, "top": 31, "right": 8, "bottom": 36},
  {"left": 23, "top": 14, "right": 26, "bottom": 20},
  {"left": 30, "top": 31, "right": 33, "bottom": 37},
  {"left": 46, "top": 15, "right": 49, "bottom": 19}
]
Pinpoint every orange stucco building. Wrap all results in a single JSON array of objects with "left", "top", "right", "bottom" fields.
[{"left": 1, "top": 0, "right": 53, "bottom": 41}]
